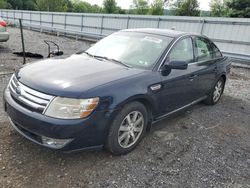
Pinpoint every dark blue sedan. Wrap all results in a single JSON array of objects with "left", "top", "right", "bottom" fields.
[{"left": 3, "top": 29, "right": 231, "bottom": 155}]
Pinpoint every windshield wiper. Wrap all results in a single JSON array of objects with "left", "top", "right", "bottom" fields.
[
  {"left": 81, "top": 51, "right": 94, "bottom": 57},
  {"left": 81, "top": 52, "right": 131, "bottom": 68},
  {"left": 92, "top": 55, "right": 132, "bottom": 68}
]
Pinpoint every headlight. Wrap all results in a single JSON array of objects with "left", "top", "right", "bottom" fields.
[{"left": 44, "top": 97, "right": 99, "bottom": 119}]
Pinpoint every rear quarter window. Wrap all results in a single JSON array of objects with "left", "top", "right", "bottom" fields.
[{"left": 210, "top": 42, "right": 222, "bottom": 58}]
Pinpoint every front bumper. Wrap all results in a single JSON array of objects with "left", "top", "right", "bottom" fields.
[
  {"left": 3, "top": 88, "right": 117, "bottom": 152},
  {"left": 0, "top": 31, "right": 9, "bottom": 42}
]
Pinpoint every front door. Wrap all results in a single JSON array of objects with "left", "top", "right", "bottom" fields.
[{"left": 157, "top": 37, "right": 198, "bottom": 115}]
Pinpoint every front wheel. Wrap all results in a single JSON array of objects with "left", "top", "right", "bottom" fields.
[
  {"left": 105, "top": 102, "right": 147, "bottom": 155},
  {"left": 204, "top": 77, "right": 225, "bottom": 105}
]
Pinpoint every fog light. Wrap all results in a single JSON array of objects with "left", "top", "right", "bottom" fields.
[{"left": 41, "top": 136, "right": 73, "bottom": 149}]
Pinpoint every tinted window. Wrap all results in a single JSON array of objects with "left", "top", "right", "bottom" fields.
[
  {"left": 210, "top": 42, "right": 222, "bottom": 58},
  {"left": 169, "top": 38, "right": 194, "bottom": 63},
  {"left": 195, "top": 37, "right": 214, "bottom": 61}
]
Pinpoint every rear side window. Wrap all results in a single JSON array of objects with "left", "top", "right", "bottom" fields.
[
  {"left": 169, "top": 38, "right": 194, "bottom": 63},
  {"left": 210, "top": 42, "right": 222, "bottom": 58},
  {"left": 195, "top": 37, "right": 213, "bottom": 62}
]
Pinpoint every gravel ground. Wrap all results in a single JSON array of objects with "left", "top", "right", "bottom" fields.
[{"left": 0, "top": 28, "right": 250, "bottom": 188}]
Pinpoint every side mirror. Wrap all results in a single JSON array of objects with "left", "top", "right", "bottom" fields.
[
  {"left": 168, "top": 60, "right": 188, "bottom": 70},
  {"left": 161, "top": 60, "right": 188, "bottom": 76}
]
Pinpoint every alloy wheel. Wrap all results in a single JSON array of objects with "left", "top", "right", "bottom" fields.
[
  {"left": 213, "top": 80, "right": 223, "bottom": 103},
  {"left": 118, "top": 111, "right": 144, "bottom": 148}
]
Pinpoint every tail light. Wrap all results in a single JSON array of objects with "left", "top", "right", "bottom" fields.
[{"left": 0, "top": 21, "right": 7, "bottom": 27}]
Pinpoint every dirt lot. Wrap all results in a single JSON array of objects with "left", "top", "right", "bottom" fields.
[{"left": 0, "top": 28, "right": 250, "bottom": 188}]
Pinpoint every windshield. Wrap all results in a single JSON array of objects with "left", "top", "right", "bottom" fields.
[{"left": 85, "top": 31, "right": 173, "bottom": 69}]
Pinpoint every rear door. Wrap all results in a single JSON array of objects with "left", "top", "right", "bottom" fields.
[{"left": 191, "top": 37, "right": 223, "bottom": 97}]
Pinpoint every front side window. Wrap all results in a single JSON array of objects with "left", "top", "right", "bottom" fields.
[
  {"left": 195, "top": 37, "right": 214, "bottom": 62},
  {"left": 168, "top": 37, "right": 194, "bottom": 63},
  {"left": 85, "top": 32, "right": 173, "bottom": 69}
]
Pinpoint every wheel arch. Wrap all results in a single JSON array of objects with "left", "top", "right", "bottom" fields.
[
  {"left": 116, "top": 95, "right": 156, "bottom": 131},
  {"left": 221, "top": 74, "right": 226, "bottom": 83}
]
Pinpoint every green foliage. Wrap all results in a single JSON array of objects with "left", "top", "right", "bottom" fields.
[
  {"left": 71, "top": 0, "right": 103, "bottom": 13},
  {"left": 149, "top": 0, "right": 164, "bottom": 15},
  {"left": 91, "top": 4, "right": 103, "bottom": 13},
  {"left": 103, "top": 0, "right": 117, "bottom": 13},
  {"left": 227, "top": 0, "right": 250, "bottom": 18},
  {"left": 0, "top": 0, "right": 8, "bottom": 8},
  {"left": 0, "top": 0, "right": 165, "bottom": 16},
  {"left": 36, "top": 0, "right": 69, "bottom": 12},
  {"left": 71, "top": 0, "right": 97, "bottom": 13},
  {"left": 24, "top": 0, "right": 37, "bottom": 10},
  {"left": 172, "top": 0, "right": 200, "bottom": 16},
  {"left": 5, "top": 0, "right": 36, "bottom": 10},
  {"left": 210, "top": 0, "right": 229, "bottom": 17},
  {"left": 133, "top": 0, "right": 149, "bottom": 15}
]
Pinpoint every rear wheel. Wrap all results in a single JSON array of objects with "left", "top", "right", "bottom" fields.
[
  {"left": 204, "top": 77, "right": 225, "bottom": 105},
  {"left": 106, "top": 102, "right": 147, "bottom": 155}
]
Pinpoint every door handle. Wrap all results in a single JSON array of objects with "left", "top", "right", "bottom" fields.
[{"left": 189, "top": 74, "right": 198, "bottom": 81}]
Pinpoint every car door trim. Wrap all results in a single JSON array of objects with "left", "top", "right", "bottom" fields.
[{"left": 153, "top": 96, "right": 207, "bottom": 123}]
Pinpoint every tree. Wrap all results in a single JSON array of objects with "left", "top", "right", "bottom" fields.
[
  {"left": 149, "top": 0, "right": 164, "bottom": 15},
  {"left": 164, "top": 0, "right": 174, "bottom": 7},
  {"left": 227, "top": 0, "right": 250, "bottom": 18},
  {"left": 91, "top": 4, "right": 103, "bottom": 13},
  {"left": 6, "top": 0, "right": 23, "bottom": 9},
  {"left": 23, "top": 0, "right": 37, "bottom": 10},
  {"left": 133, "top": 0, "right": 149, "bottom": 14},
  {"left": 71, "top": 0, "right": 92, "bottom": 12},
  {"left": 36, "top": 0, "right": 69, "bottom": 12},
  {"left": 0, "top": 0, "right": 9, "bottom": 8},
  {"left": 210, "top": 0, "right": 228, "bottom": 17},
  {"left": 71, "top": 0, "right": 102, "bottom": 13},
  {"left": 172, "top": 0, "right": 200, "bottom": 16},
  {"left": 103, "top": 0, "right": 118, "bottom": 13}
]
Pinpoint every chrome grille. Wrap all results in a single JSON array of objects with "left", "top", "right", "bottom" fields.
[{"left": 9, "top": 75, "right": 54, "bottom": 113}]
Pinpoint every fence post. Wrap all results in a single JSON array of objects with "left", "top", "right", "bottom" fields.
[
  {"left": 157, "top": 17, "right": 161, "bottom": 28},
  {"left": 100, "top": 15, "right": 104, "bottom": 35},
  {"left": 52, "top": 13, "right": 54, "bottom": 29},
  {"left": 81, "top": 14, "right": 84, "bottom": 32},
  {"left": 40, "top": 12, "right": 42, "bottom": 25},
  {"left": 30, "top": 11, "right": 32, "bottom": 26},
  {"left": 19, "top": 19, "right": 26, "bottom": 65},
  {"left": 64, "top": 14, "right": 67, "bottom": 30},
  {"left": 200, "top": 19, "right": 205, "bottom": 34},
  {"left": 126, "top": 16, "right": 130, "bottom": 29}
]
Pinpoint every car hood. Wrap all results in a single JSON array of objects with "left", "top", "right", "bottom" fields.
[{"left": 17, "top": 54, "right": 145, "bottom": 98}]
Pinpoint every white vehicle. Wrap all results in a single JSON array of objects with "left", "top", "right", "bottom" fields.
[{"left": 0, "top": 17, "right": 9, "bottom": 42}]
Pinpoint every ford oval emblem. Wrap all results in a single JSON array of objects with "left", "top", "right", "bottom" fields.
[{"left": 16, "top": 86, "right": 22, "bottom": 95}]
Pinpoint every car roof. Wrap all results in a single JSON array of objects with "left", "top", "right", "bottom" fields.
[{"left": 122, "top": 28, "right": 196, "bottom": 38}]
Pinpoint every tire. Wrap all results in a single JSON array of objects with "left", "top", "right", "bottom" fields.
[
  {"left": 105, "top": 102, "right": 148, "bottom": 155},
  {"left": 204, "top": 77, "right": 225, "bottom": 105}
]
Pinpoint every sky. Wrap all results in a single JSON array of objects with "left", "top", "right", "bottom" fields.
[{"left": 82, "top": 0, "right": 211, "bottom": 11}]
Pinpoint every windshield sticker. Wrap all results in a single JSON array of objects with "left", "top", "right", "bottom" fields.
[{"left": 142, "top": 36, "right": 162, "bottom": 44}]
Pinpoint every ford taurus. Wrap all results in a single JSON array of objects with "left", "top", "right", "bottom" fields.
[{"left": 3, "top": 29, "right": 231, "bottom": 155}]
